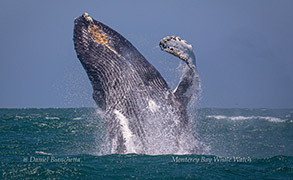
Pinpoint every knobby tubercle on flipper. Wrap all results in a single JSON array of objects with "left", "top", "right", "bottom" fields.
[{"left": 159, "top": 36, "right": 194, "bottom": 65}]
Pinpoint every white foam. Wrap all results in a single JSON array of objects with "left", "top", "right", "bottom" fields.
[
  {"left": 206, "top": 115, "right": 285, "bottom": 123},
  {"left": 259, "top": 116, "right": 285, "bottom": 123},
  {"left": 73, "top": 117, "right": 82, "bottom": 120},
  {"left": 114, "top": 110, "right": 136, "bottom": 153},
  {"left": 45, "top": 116, "right": 60, "bottom": 120},
  {"left": 148, "top": 99, "right": 160, "bottom": 113},
  {"left": 35, "top": 151, "right": 53, "bottom": 155}
]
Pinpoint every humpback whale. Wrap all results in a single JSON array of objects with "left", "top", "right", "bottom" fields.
[{"left": 73, "top": 13, "right": 200, "bottom": 154}]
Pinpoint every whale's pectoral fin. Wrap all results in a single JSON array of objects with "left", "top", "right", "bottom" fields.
[
  {"left": 159, "top": 36, "right": 200, "bottom": 106},
  {"left": 159, "top": 36, "right": 196, "bottom": 66}
]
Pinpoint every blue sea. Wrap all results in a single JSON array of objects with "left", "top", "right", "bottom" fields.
[{"left": 1, "top": 108, "right": 292, "bottom": 179}]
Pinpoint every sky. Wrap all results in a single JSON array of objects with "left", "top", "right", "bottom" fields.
[{"left": 0, "top": 0, "right": 292, "bottom": 108}]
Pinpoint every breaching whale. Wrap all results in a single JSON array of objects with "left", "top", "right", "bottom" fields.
[{"left": 73, "top": 13, "right": 200, "bottom": 154}]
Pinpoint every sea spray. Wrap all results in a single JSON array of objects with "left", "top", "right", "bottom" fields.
[{"left": 93, "top": 71, "right": 206, "bottom": 155}]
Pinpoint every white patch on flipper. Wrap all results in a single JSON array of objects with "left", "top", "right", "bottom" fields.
[
  {"left": 148, "top": 99, "right": 160, "bottom": 113},
  {"left": 113, "top": 110, "right": 136, "bottom": 153}
]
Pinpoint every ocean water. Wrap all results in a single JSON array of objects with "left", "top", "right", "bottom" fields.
[{"left": 1, "top": 108, "right": 292, "bottom": 179}]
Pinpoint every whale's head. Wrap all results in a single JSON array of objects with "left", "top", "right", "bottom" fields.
[
  {"left": 73, "top": 13, "right": 125, "bottom": 110},
  {"left": 73, "top": 13, "right": 120, "bottom": 63},
  {"left": 73, "top": 13, "right": 157, "bottom": 110},
  {"left": 73, "top": 13, "right": 145, "bottom": 70}
]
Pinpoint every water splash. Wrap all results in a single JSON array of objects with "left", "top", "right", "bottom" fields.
[{"left": 93, "top": 71, "right": 206, "bottom": 155}]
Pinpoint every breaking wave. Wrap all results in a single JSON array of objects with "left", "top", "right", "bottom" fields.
[{"left": 206, "top": 115, "right": 286, "bottom": 123}]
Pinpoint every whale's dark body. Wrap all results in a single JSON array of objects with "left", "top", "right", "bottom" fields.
[{"left": 73, "top": 13, "right": 199, "bottom": 154}]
